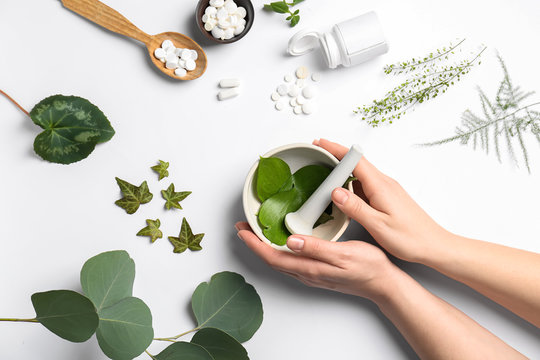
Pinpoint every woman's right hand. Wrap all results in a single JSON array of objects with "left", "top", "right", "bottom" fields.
[{"left": 316, "top": 139, "right": 451, "bottom": 263}]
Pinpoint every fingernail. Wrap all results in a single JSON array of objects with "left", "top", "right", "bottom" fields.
[
  {"left": 333, "top": 188, "right": 349, "bottom": 206},
  {"left": 287, "top": 237, "right": 304, "bottom": 251},
  {"left": 237, "top": 232, "right": 244, "bottom": 241},
  {"left": 234, "top": 223, "right": 240, "bottom": 231}
]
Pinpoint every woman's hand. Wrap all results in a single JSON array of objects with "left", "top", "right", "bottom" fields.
[
  {"left": 236, "top": 222, "right": 397, "bottom": 301},
  {"left": 315, "top": 139, "right": 450, "bottom": 263}
]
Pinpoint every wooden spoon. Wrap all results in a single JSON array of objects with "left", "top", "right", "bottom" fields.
[{"left": 61, "top": 0, "right": 207, "bottom": 80}]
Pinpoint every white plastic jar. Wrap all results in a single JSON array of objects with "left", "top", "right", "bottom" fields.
[{"left": 287, "top": 12, "right": 388, "bottom": 69}]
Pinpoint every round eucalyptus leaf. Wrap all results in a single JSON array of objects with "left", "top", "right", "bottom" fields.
[
  {"left": 191, "top": 328, "right": 248, "bottom": 360},
  {"left": 80, "top": 250, "right": 135, "bottom": 311},
  {"left": 192, "top": 272, "right": 263, "bottom": 343},
  {"left": 30, "top": 95, "right": 115, "bottom": 164},
  {"left": 96, "top": 297, "right": 153, "bottom": 360},
  {"left": 31, "top": 290, "right": 98, "bottom": 343},
  {"left": 154, "top": 342, "right": 214, "bottom": 360}
]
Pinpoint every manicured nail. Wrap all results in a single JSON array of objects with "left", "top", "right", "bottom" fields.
[
  {"left": 287, "top": 237, "right": 304, "bottom": 251},
  {"left": 237, "top": 232, "right": 244, "bottom": 241},
  {"left": 234, "top": 223, "right": 241, "bottom": 231},
  {"left": 333, "top": 188, "right": 349, "bottom": 206}
]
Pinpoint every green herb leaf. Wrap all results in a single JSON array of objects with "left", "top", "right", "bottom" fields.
[
  {"left": 80, "top": 250, "right": 135, "bottom": 311},
  {"left": 290, "top": 14, "right": 300, "bottom": 26},
  {"left": 137, "top": 219, "right": 163, "bottom": 243},
  {"left": 268, "top": 1, "right": 289, "bottom": 13},
  {"left": 258, "top": 165, "right": 331, "bottom": 245},
  {"left": 314, "top": 212, "right": 334, "bottom": 228},
  {"left": 292, "top": 0, "right": 305, "bottom": 5},
  {"left": 161, "top": 183, "right": 191, "bottom": 210},
  {"left": 191, "top": 328, "right": 249, "bottom": 360},
  {"left": 155, "top": 342, "right": 213, "bottom": 360},
  {"left": 168, "top": 217, "right": 204, "bottom": 253},
  {"left": 96, "top": 297, "right": 154, "bottom": 360},
  {"left": 30, "top": 95, "right": 114, "bottom": 164},
  {"left": 256, "top": 157, "right": 292, "bottom": 202},
  {"left": 151, "top": 160, "right": 169, "bottom": 180},
  {"left": 191, "top": 272, "right": 263, "bottom": 342},
  {"left": 114, "top": 177, "right": 153, "bottom": 214},
  {"left": 31, "top": 290, "right": 99, "bottom": 343}
]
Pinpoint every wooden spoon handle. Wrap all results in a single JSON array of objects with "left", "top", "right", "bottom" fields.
[{"left": 61, "top": 0, "right": 151, "bottom": 44}]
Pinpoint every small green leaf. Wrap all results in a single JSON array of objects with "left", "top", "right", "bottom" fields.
[
  {"left": 32, "top": 290, "right": 99, "bottom": 343},
  {"left": 292, "top": 0, "right": 305, "bottom": 5},
  {"left": 151, "top": 160, "right": 169, "bottom": 180},
  {"left": 161, "top": 183, "right": 191, "bottom": 210},
  {"left": 30, "top": 95, "right": 114, "bottom": 164},
  {"left": 269, "top": 1, "right": 289, "bottom": 13},
  {"left": 256, "top": 157, "right": 292, "bottom": 202},
  {"left": 191, "top": 272, "right": 263, "bottom": 342},
  {"left": 115, "top": 178, "right": 153, "bottom": 214},
  {"left": 155, "top": 342, "right": 214, "bottom": 360},
  {"left": 314, "top": 212, "right": 334, "bottom": 228},
  {"left": 137, "top": 219, "right": 163, "bottom": 243},
  {"left": 80, "top": 250, "right": 135, "bottom": 311},
  {"left": 263, "top": 4, "right": 273, "bottom": 10},
  {"left": 168, "top": 218, "right": 204, "bottom": 253},
  {"left": 290, "top": 14, "right": 300, "bottom": 26},
  {"left": 96, "top": 297, "right": 153, "bottom": 360},
  {"left": 191, "top": 328, "right": 249, "bottom": 360}
]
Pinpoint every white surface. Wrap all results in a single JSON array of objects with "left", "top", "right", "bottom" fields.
[{"left": 1, "top": 0, "right": 539, "bottom": 359}]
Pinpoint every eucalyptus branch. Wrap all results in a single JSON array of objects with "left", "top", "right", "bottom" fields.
[
  {"left": 0, "top": 89, "right": 29, "bottom": 116},
  {"left": 154, "top": 326, "right": 201, "bottom": 342}
]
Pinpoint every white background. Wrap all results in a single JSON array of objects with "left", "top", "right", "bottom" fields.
[{"left": 1, "top": 0, "right": 540, "bottom": 359}]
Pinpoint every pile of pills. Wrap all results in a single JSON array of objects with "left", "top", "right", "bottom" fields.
[
  {"left": 154, "top": 40, "right": 198, "bottom": 78},
  {"left": 202, "top": 0, "right": 247, "bottom": 40},
  {"left": 271, "top": 66, "right": 320, "bottom": 115}
]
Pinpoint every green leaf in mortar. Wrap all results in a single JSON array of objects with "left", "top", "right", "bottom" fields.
[
  {"left": 31, "top": 290, "right": 99, "bottom": 343},
  {"left": 155, "top": 342, "right": 214, "bottom": 360},
  {"left": 256, "top": 157, "right": 291, "bottom": 202},
  {"left": 258, "top": 165, "right": 331, "bottom": 245},
  {"left": 191, "top": 272, "right": 263, "bottom": 343},
  {"left": 191, "top": 328, "right": 249, "bottom": 360},
  {"left": 30, "top": 95, "right": 114, "bottom": 164}
]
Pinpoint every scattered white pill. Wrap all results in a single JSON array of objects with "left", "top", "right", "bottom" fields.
[
  {"left": 218, "top": 19, "right": 231, "bottom": 29},
  {"left": 288, "top": 85, "right": 300, "bottom": 97},
  {"left": 311, "top": 73, "right": 321, "bottom": 82},
  {"left": 296, "top": 66, "right": 309, "bottom": 79},
  {"left": 277, "top": 84, "right": 288, "bottom": 96},
  {"left": 302, "top": 102, "right": 316, "bottom": 114},
  {"left": 296, "top": 95, "right": 306, "bottom": 105},
  {"left": 178, "top": 59, "right": 186, "bottom": 69},
  {"left": 219, "top": 78, "right": 241, "bottom": 87},
  {"left": 209, "top": 0, "right": 224, "bottom": 7},
  {"left": 185, "top": 59, "right": 196, "bottom": 71},
  {"left": 202, "top": 14, "right": 209, "bottom": 23},
  {"left": 180, "top": 49, "right": 192, "bottom": 61},
  {"left": 296, "top": 79, "right": 305, "bottom": 87},
  {"left": 284, "top": 74, "right": 294, "bottom": 83},
  {"left": 154, "top": 48, "right": 166, "bottom": 61},
  {"left": 275, "top": 100, "right": 285, "bottom": 111},
  {"left": 205, "top": 6, "right": 218, "bottom": 16},
  {"left": 224, "top": 1, "right": 237, "bottom": 13},
  {"left": 175, "top": 67, "right": 187, "bottom": 77},
  {"left": 290, "top": 98, "right": 298, "bottom": 106},
  {"left": 166, "top": 60, "right": 179, "bottom": 69},
  {"left": 233, "top": 25, "right": 245, "bottom": 36},
  {"left": 229, "top": 15, "right": 239, "bottom": 26},
  {"left": 236, "top": 6, "right": 246, "bottom": 18},
  {"left": 271, "top": 92, "right": 280, "bottom": 101},
  {"left": 165, "top": 52, "right": 178, "bottom": 63},
  {"left": 294, "top": 105, "right": 303, "bottom": 114},
  {"left": 161, "top": 40, "right": 174, "bottom": 51},
  {"left": 302, "top": 85, "right": 317, "bottom": 99},
  {"left": 204, "top": 22, "right": 215, "bottom": 31},
  {"left": 218, "top": 87, "right": 240, "bottom": 100},
  {"left": 216, "top": 7, "right": 228, "bottom": 20},
  {"left": 223, "top": 28, "right": 235, "bottom": 40},
  {"left": 190, "top": 50, "right": 198, "bottom": 60},
  {"left": 211, "top": 27, "right": 225, "bottom": 39}
]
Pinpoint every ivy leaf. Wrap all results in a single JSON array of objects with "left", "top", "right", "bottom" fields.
[
  {"left": 256, "top": 157, "right": 291, "bottom": 202},
  {"left": 151, "top": 160, "right": 169, "bottom": 180},
  {"left": 30, "top": 95, "right": 115, "bottom": 164},
  {"left": 31, "top": 290, "right": 99, "bottom": 343},
  {"left": 168, "top": 217, "right": 204, "bottom": 253},
  {"left": 191, "top": 272, "right": 263, "bottom": 343},
  {"left": 290, "top": 14, "right": 300, "bottom": 27},
  {"left": 115, "top": 177, "right": 153, "bottom": 214},
  {"left": 155, "top": 342, "right": 213, "bottom": 360},
  {"left": 137, "top": 219, "right": 163, "bottom": 243},
  {"left": 161, "top": 183, "right": 191, "bottom": 210},
  {"left": 267, "top": 1, "right": 288, "bottom": 13},
  {"left": 191, "top": 328, "right": 249, "bottom": 360}
]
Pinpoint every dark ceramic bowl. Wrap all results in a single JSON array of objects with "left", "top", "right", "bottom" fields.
[{"left": 195, "top": 0, "right": 254, "bottom": 44}]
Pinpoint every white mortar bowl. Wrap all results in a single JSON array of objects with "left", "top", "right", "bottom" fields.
[{"left": 242, "top": 143, "right": 353, "bottom": 251}]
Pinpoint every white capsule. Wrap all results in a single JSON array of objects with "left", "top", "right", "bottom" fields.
[
  {"left": 225, "top": 1, "right": 237, "bottom": 14},
  {"left": 284, "top": 74, "right": 293, "bottom": 83},
  {"left": 185, "top": 59, "right": 196, "bottom": 71},
  {"left": 216, "top": 7, "right": 228, "bottom": 20},
  {"left": 218, "top": 19, "right": 231, "bottom": 29},
  {"left": 180, "top": 49, "right": 193, "bottom": 60},
  {"left": 211, "top": 27, "right": 225, "bottom": 39},
  {"left": 311, "top": 73, "right": 321, "bottom": 82},
  {"left": 219, "top": 78, "right": 241, "bottom": 88},
  {"left": 288, "top": 85, "right": 300, "bottom": 97},
  {"left": 302, "top": 102, "right": 316, "bottom": 114},
  {"left": 236, "top": 6, "right": 247, "bottom": 18},
  {"left": 302, "top": 85, "right": 317, "bottom": 99},
  {"left": 205, "top": 6, "right": 218, "bottom": 16},
  {"left": 161, "top": 39, "right": 174, "bottom": 50},
  {"left": 275, "top": 100, "right": 286, "bottom": 111},
  {"left": 218, "top": 87, "right": 240, "bottom": 101},
  {"left": 223, "top": 28, "right": 234, "bottom": 39},
  {"left": 175, "top": 67, "right": 187, "bottom": 77},
  {"left": 296, "top": 95, "right": 306, "bottom": 105},
  {"left": 233, "top": 25, "right": 245, "bottom": 36},
  {"left": 271, "top": 92, "right": 280, "bottom": 101},
  {"left": 296, "top": 78, "right": 305, "bottom": 87},
  {"left": 190, "top": 50, "right": 198, "bottom": 60},
  {"left": 290, "top": 98, "right": 298, "bottom": 106},
  {"left": 296, "top": 66, "right": 309, "bottom": 79},
  {"left": 166, "top": 60, "right": 179, "bottom": 69},
  {"left": 204, "top": 21, "right": 215, "bottom": 31},
  {"left": 154, "top": 47, "right": 166, "bottom": 61},
  {"left": 277, "top": 84, "right": 288, "bottom": 96},
  {"left": 294, "top": 105, "right": 302, "bottom": 114}
]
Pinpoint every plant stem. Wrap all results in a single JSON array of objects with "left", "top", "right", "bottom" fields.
[
  {"left": 0, "top": 318, "right": 38, "bottom": 323},
  {"left": 389, "top": 38, "right": 467, "bottom": 71},
  {"left": 145, "top": 350, "right": 157, "bottom": 360},
  {"left": 153, "top": 326, "right": 200, "bottom": 342},
  {"left": 0, "top": 89, "right": 29, "bottom": 116}
]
